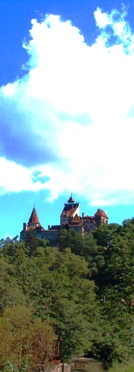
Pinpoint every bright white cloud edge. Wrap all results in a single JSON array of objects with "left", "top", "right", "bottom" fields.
[{"left": 1, "top": 8, "right": 134, "bottom": 206}]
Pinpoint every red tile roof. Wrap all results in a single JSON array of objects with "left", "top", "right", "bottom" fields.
[
  {"left": 95, "top": 209, "right": 108, "bottom": 218},
  {"left": 61, "top": 206, "right": 78, "bottom": 217},
  {"left": 72, "top": 214, "right": 81, "bottom": 223},
  {"left": 28, "top": 207, "right": 40, "bottom": 225},
  {"left": 26, "top": 224, "right": 45, "bottom": 231}
]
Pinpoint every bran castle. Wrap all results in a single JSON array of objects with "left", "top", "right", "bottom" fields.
[{"left": 20, "top": 195, "right": 108, "bottom": 246}]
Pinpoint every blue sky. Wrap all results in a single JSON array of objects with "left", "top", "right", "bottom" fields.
[{"left": 0, "top": 0, "right": 134, "bottom": 238}]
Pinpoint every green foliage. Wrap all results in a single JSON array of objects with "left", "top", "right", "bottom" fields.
[
  {"left": 1, "top": 220, "right": 134, "bottom": 368},
  {"left": 0, "top": 303, "right": 56, "bottom": 371},
  {"left": 108, "top": 360, "right": 134, "bottom": 372}
]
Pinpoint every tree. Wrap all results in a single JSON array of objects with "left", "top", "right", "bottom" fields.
[
  {"left": 0, "top": 257, "right": 25, "bottom": 314},
  {"left": 58, "top": 229, "right": 69, "bottom": 251},
  {"left": 0, "top": 304, "right": 56, "bottom": 371},
  {"left": 48, "top": 248, "right": 100, "bottom": 360}
]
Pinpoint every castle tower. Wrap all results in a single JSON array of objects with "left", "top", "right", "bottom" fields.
[
  {"left": 94, "top": 209, "right": 108, "bottom": 227},
  {"left": 20, "top": 207, "right": 44, "bottom": 240},
  {"left": 28, "top": 207, "right": 40, "bottom": 227},
  {"left": 60, "top": 194, "right": 79, "bottom": 226}
]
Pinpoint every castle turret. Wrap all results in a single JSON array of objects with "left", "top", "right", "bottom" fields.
[
  {"left": 94, "top": 209, "right": 108, "bottom": 227},
  {"left": 28, "top": 207, "right": 40, "bottom": 227},
  {"left": 20, "top": 207, "right": 44, "bottom": 240},
  {"left": 60, "top": 194, "right": 79, "bottom": 226}
]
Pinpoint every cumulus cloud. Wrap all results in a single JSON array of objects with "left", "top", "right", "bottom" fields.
[{"left": 0, "top": 8, "right": 134, "bottom": 205}]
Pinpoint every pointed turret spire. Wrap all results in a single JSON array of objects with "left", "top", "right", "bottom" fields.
[
  {"left": 28, "top": 207, "right": 40, "bottom": 226},
  {"left": 67, "top": 194, "right": 75, "bottom": 203}
]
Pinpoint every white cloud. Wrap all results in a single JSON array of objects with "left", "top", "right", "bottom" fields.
[
  {"left": 0, "top": 8, "right": 134, "bottom": 206},
  {"left": 0, "top": 158, "right": 45, "bottom": 193},
  {"left": 94, "top": 8, "right": 110, "bottom": 28}
]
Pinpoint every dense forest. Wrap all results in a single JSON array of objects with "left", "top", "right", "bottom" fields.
[{"left": 1, "top": 219, "right": 134, "bottom": 371}]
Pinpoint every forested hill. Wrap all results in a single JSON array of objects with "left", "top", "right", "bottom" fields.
[{"left": 1, "top": 219, "right": 134, "bottom": 371}]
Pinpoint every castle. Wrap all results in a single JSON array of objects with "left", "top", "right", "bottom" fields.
[{"left": 20, "top": 195, "right": 108, "bottom": 245}]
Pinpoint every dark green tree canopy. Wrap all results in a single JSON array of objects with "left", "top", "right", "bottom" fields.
[{"left": 1, "top": 219, "right": 134, "bottom": 368}]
